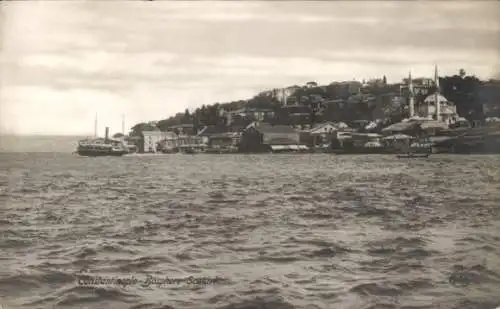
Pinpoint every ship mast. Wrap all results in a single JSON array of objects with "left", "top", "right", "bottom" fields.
[
  {"left": 94, "top": 113, "right": 98, "bottom": 137},
  {"left": 122, "top": 114, "right": 125, "bottom": 135}
]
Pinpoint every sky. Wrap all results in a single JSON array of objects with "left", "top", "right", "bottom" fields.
[{"left": 1, "top": 1, "right": 499, "bottom": 136}]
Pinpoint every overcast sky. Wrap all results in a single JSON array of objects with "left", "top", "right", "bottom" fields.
[{"left": 1, "top": 1, "right": 499, "bottom": 135}]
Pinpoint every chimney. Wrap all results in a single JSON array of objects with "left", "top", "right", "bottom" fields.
[{"left": 105, "top": 126, "right": 109, "bottom": 142}]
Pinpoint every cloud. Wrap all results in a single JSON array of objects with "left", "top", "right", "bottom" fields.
[{"left": 1, "top": 1, "right": 499, "bottom": 135}]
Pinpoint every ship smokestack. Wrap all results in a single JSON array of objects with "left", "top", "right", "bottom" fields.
[{"left": 105, "top": 127, "right": 109, "bottom": 142}]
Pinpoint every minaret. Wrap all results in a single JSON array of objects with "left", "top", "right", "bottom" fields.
[
  {"left": 408, "top": 70, "right": 415, "bottom": 118},
  {"left": 434, "top": 65, "right": 440, "bottom": 121},
  {"left": 94, "top": 113, "right": 98, "bottom": 137}
]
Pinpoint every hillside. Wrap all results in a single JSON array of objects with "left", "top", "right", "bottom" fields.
[{"left": 130, "top": 71, "right": 499, "bottom": 136}]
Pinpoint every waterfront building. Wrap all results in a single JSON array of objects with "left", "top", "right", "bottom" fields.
[
  {"left": 277, "top": 104, "right": 311, "bottom": 125},
  {"left": 299, "top": 122, "right": 342, "bottom": 147},
  {"left": 141, "top": 131, "right": 174, "bottom": 153},
  {"left": 240, "top": 122, "right": 302, "bottom": 152},
  {"left": 157, "top": 131, "right": 178, "bottom": 153},
  {"left": 205, "top": 132, "right": 241, "bottom": 153},
  {"left": 197, "top": 125, "right": 228, "bottom": 145},
  {"left": 177, "top": 134, "right": 204, "bottom": 152}
]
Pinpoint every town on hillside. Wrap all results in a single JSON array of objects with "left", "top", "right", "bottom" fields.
[{"left": 119, "top": 67, "right": 500, "bottom": 155}]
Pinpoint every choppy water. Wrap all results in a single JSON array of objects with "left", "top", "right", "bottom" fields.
[{"left": 1, "top": 153, "right": 500, "bottom": 309}]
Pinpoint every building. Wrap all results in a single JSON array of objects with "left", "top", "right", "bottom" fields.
[
  {"left": 277, "top": 104, "right": 311, "bottom": 125},
  {"left": 141, "top": 131, "right": 172, "bottom": 153},
  {"left": 240, "top": 122, "right": 301, "bottom": 152},
  {"left": 157, "top": 132, "right": 178, "bottom": 153},
  {"left": 402, "top": 65, "right": 458, "bottom": 126},
  {"left": 197, "top": 125, "right": 228, "bottom": 144},
  {"left": 419, "top": 94, "right": 458, "bottom": 124},
  {"left": 169, "top": 124, "right": 196, "bottom": 135},
  {"left": 402, "top": 77, "right": 434, "bottom": 88},
  {"left": 299, "top": 122, "right": 340, "bottom": 147},
  {"left": 279, "top": 86, "right": 301, "bottom": 105},
  {"left": 177, "top": 135, "right": 204, "bottom": 151},
  {"left": 327, "top": 81, "right": 362, "bottom": 98},
  {"left": 228, "top": 107, "right": 275, "bottom": 122},
  {"left": 205, "top": 132, "right": 241, "bottom": 153},
  {"left": 479, "top": 82, "right": 500, "bottom": 118}
]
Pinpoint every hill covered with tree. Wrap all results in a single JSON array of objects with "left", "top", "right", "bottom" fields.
[{"left": 130, "top": 70, "right": 497, "bottom": 137}]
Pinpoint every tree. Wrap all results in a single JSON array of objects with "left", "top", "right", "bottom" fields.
[
  {"left": 383, "top": 75, "right": 387, "bottom": 85},
  {"left": 182, "top": 109, "right": 191, "bottom": 124},
  {"left": 112, "top": 133, "right": 124, "bottom": 139},
  {"left": 130, "top": 122, "right": 158, "bottom": 136},
  {"left": 306, "top": 81, "right": 318, "bottom": 88},
  {"left": 440, "top": 72, "right": 481, "bottom": 119}
]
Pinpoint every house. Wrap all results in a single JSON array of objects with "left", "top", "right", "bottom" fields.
[
  {"left": 227, "top": 115, "right": 254, "bottom": 132},
  {"left": 205, "top": 132, "right": 241, "bottom": 153},
  {"left": 141, "top": 131, "right": 173, "bottom": 153},
  {"left": 169, "top": 124, "right": 196, "bottom": 135},
  {"left": 197, "top": 125, "right": 228, "bottom": 144},
  {"left": 299, "top": 122, "right": 340, "bottom": 147},
  {"left": 402, "top": 77, "right": 434, "bottom": 88},
  {"left": 277, "top": 104, "right": 311, "bottom": 125},
  {"left": 322, "top": 99, "right": 346, "bottom": 122},
  {"left": 278, "top": 86, "right": 301, "bottom": 105},
  {"left": 157, "top": 131, "right": 178, "bottom": 152},
  {"left": 329, "top": 131, "right": 382, "bottom": 149},
  {"left": 177, "top": 134, "right": 204, "bottom": 150},
  {"left": 240, "top": 122, "right": 300, "bottom": 152},
  {"left": 228, "top": 107, "right": 275, "bottom": 121},
  {"left": 479, "top": 83, "right": 500, "bottom": 118},
  {"left": 251, "top": 122, "right": 300, "bottom": 144}
]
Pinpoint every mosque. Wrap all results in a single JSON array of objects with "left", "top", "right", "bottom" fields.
[{"left": 407, "top": 65, "right": 459, "bottom": 125}]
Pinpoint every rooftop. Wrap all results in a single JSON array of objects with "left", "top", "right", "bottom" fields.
[
  {"left": 197, "top": 125, "right": 227, "bottom": 136},
  {"left": 252, "top": 122, "right": 297, "bottom": 134}
]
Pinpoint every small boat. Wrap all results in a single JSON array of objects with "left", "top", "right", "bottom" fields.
[
  {"left": 396, "top": 139, "right": 430, "bottom": 158},
  {"left": 181, "top": 147, "right": 204, "bottom": 154},
  {"left": 397, "top": 153, "right": 430, "bottom": 158}
]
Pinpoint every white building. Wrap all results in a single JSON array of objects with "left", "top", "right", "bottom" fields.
[
  {"left": 419, "top": 94, "right": 458, "bottom": 125},
  {"left": 406, "top": 65, "right": 459, "bottom": 125},
  {"left": 142, "top": 131, "right": 175, "bottom": 153}
]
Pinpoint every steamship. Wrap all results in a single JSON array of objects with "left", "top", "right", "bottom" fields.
[{"left": 76, "top": 126, "right": 128, "bottom": 157}]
